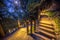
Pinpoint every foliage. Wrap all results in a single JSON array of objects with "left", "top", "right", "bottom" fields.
[
  {"left": 46, "top": 11, "right": 60, "bottom": 34},
  {"left": 54, "top": 17, "right": 60, "bottom": 33},
  {"left": 45, "top": 11, "right": 55, "bottom": 17},
  {"left": 27, "top": 0, "right": 41, "bottom": 12}
]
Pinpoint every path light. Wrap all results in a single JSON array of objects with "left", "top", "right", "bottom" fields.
[
  {"left": 13, "top": 28, "right": 16, "bottom": 31},
  {"left": 8, "top": 29, "right": 11, "bottom": 33}
]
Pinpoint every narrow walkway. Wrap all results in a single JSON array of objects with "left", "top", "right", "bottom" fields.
[{"left": 4, "top": 28, "right": 34, "bottom": 40}]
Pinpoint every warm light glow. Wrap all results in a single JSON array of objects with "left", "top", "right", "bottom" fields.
[
  {"left": 18, "top": 19, "right": 21, "bottom": 27},
  {"left": 8, "top": 29, "right": 11, "bottom": 33},
  {"left": 13, "top": 28, "right": 16, "bottom": 31}
]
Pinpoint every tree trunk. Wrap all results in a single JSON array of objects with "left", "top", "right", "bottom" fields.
[
  {"left": 30, "top": 20, "right": 32, "bottom": 34},
  {"left": 26, "top": 21, "right": 29, "bottom": 35},
  {"left": 34, "top": 20, "right": 36, "bottom": 32}
]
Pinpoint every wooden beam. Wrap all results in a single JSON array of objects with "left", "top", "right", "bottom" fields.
[{"left": 0, "top": 24, "right": 5, "bottom": 37}]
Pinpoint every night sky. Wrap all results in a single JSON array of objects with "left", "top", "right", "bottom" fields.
[
  {"left": 0, "top": 0, "right": 28, "bottom": 20},
  {"left": 0, "top": 0, "right": 46, "bottom": 20},
  {"left": 0, "top": 0, "right": 41, "bottom": 20}
]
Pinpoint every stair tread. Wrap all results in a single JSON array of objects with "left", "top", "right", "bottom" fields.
[
  {"left": 40, "top": 21, "right": 52, "bottom": 25},
  {"left": 33, "top": 33, "right": 49, "bottom": 40},
  {"left": 37, "top": 26, "right": 54, "bottom": 32},
  {"left": 37, "top": 29, "right": 55, "bottom": 38},
  {"left": 40, "top": 22, "right": 53, "bottom": 26},
  {"left": 39, "top": 25, "right": 54, "bottom": 29},
  {"left": 40, "top": 24, "right": 53, "bottom": 28}
]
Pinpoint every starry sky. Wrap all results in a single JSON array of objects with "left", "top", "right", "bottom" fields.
[
  {"left": 0, "top": 0, "right": 27, "bottom": 20},
  {"left": 0, "top": 0, "right": 41, "bottom": 20}
]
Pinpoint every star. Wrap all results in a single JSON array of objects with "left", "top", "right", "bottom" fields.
[
  {"left": 15, "top": 1, "right": 18, "bottom": 4},
  {"left": 8, "top": 7, "right": 14, "bottom": 13},
  {"left": 20, "top": 10, "right": 23, "bottom": 13}
]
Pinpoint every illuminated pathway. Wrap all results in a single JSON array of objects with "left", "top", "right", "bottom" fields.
[
  {"left": 4, "top": 28, "right": 34, "bottom": 40},
  {"left": 4, "top": 17, "right": 56, "bottom": 40}
]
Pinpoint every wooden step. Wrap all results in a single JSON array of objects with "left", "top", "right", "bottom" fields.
[
  {"left": 40, "top": 22, "right": 53, "bottom": 26},
  {"left": 39, "top": 25, "right": 54, "bottom": 30},
  {"left": 38, "top": 26, "right": 54, "bottom": 32},
  {"left": 40, "top": 23, "right": 53, "bottom": 28},
  {"left": 40, "top": 21, "right": 52, "bottom": 25},
  {"left": 37, "top": 29, "right": 55, "bottom": 38},
  {"left": 33, "top": 33, "right": 49, "bottom": 40}
]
